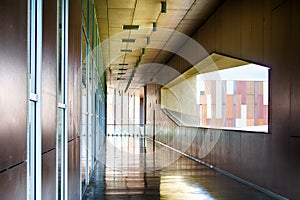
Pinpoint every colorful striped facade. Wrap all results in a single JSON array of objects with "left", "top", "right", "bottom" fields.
[{"left": 197, "top": 80, "right": 268, "bottom": 130}]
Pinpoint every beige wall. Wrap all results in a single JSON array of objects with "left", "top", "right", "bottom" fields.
[{"left": 161, "top": 75, "right": 197, "bottom": 116}]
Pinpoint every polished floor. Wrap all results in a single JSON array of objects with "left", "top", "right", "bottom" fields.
[{"left": 83, "top": 135, "right": 274, "bottom": 200}]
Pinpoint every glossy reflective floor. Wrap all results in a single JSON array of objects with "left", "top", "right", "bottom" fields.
[{"left": 83, "top": 135, "right": 274, "bottom": 200}]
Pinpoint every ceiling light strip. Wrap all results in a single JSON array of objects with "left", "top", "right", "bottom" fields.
[
  {"left": 122, "top": 25, "right": 140, "bottom": 30},
  {"left": 122, "top": 38, "right": 136, "bottom": 43}
]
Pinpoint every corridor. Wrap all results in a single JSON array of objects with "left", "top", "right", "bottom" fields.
[
  {"left": 83, "top": 134, "right": 274, "bottom": 200},
  {"left": 1, "top": 0, "right": 300, "bottom": 199}
]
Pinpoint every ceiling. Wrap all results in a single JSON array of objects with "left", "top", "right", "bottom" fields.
[{"left": 95, "top": 0, "right": 223, "bottom": 94}]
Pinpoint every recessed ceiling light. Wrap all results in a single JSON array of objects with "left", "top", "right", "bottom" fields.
[
  {"left": 161, "top": 2, "right": 167, "bottom": 13},
  {"left": 153, "top": 22, "right": 157, "bottom": 32},
  {"left": 122, "top": 25, "right": 140, "bottom": 30},
  {"left": 122, "top": 38, "right": 136, "bottom": 43},
  {"left": 120, "top": 49, "right": 132, "bottom": 53}
]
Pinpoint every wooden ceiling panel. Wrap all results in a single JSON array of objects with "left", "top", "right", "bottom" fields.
[
  {"left": 134, "top": 10, "right": 160, "bottom": 20},
  {"left": 95, "top": 0, "right": 224, "bottom": 90},
  {"left": 108, "top": 8, "right": 134, "bottom": 19},
  {"left": 134, "top": 0, "right": 160, "bottom": 20},
  {"left": 95, "top": 7, "right": 107, "bottom": 19},
  {"left": 151, "top": 30, "right": 173, "bottom": 41},
  {"left": 167, "top": 0, "right": 195, "bottom": 9},
  {"left": 125, "top": 54, "right": 140, "bottom": 61},
  {"left": 108, "top": 0, "right": 136, "bottom": 8},
  {"left": 94, "top": 0, "right": 107, "bottom": 18},
  {"left": 157, "top": 16, "right": 182, "bottom": 29},
  {"left": 99, "top": 34, "right": 108, "bottom": 42},
  {"left": 109, "top": 18, "right": 132, "bottom": 28},
  {"left": 108, "top": 27, "right": 122, "bottom": 36},
  {"left": 132, "top": 19, "right": 154, "bottom": 28},
  {"left": 98, "top": 18, "right": 108, "bottom": 33},
  {"left": 160, "top": 9, "right": 187, "bottom": 19}
]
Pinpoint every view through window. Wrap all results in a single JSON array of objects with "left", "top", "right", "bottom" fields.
[{"left": 196, "top": 63, "right": 269, "bottom": 132}]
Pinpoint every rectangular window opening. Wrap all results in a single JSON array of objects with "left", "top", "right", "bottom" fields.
[
  {"left": 161, "top": 53, "right": 270, "bottom": 133},
  {"left": 197, "top": 63, "right": 270, "bottom": 133}
]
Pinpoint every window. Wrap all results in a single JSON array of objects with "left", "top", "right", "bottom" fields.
[
  {"left": 197, "top": 63, "right": 269, "bottom": 132},
  {"left": 161, "top": 54, "right": 270, "bottom": 133}
]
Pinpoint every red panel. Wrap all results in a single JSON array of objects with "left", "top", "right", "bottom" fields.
[
  {"left": 226, "top": 118, "right": 234, "bottom": 127},
  {"left": 258, "top": 94, "right": 264, "bottom": 119},
  {"left": 237, "top": 81, "right": 247, "bottom": 104},
  {"left": 236, "top": 81, "right": 242, "bottom": 95},
  {"left": 236, "top": 95, "right": 242, "bottom": 118},
  {"left": 264, "top": 105, "right": 268, "bottom": 124},
  {"left": 206, "top": 118, "right": 211, "bottom": 126}
]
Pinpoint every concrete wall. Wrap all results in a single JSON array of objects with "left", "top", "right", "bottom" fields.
[
  {"left": 161, "top": 76, "right": 197, "bottom": 117},
  {"left": 146, "top": 0, "right": 300, "bottom": 199}
]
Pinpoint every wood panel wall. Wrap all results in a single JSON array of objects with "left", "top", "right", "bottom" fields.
[
  {"left": 41, "top": 0, "right": 57, "bottom": 199},
  {"left": 68, "top": 0, "right": 82, "bottom": 199},
  {"left": 148, "top": 0, "right": 300, "bottom": 199},
  {"left": 0, "top": 1, "right": 28, "bottom": 199}
]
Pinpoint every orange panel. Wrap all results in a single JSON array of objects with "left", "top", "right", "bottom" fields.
[
  {"left": 247, "top": 119, "right": 254, "bottom": 126},
  {"left": 215, "top": 119, "right": 223, "bottom": 127},
  {"left": 226, "top": 95, "right": 234, "bottom": 118},
  {"left": 257, "top": 118, "right": 265, "bottom": 125},
  {"left": 247, "top": 104, "right": 254, "bottom": 119}
]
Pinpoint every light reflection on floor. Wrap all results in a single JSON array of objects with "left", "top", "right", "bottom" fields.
[
  {"left": 83, "top": 135, "right": 274, "bottom": 200},
  {"left": 160, "top": 175, "right": 214, "bottom": 200}
]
